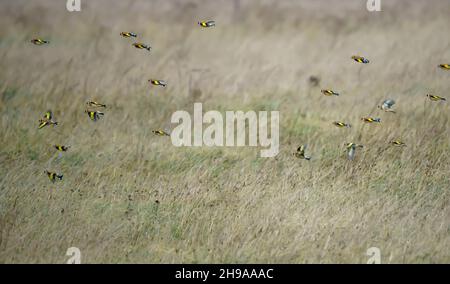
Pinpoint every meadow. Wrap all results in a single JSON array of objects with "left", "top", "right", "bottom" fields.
[{"left": 0, "top": 0, "right": 449, "bottom": 263}]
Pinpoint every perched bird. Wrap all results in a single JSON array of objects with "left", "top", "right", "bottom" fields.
[
  {"left": 361, "top": 117, "right": 381, "bottom": 123},
  {"left": 54, "top": 145, "right": 70, "bottom": 152},
  {"left": 149, "top": 80, "right": 167, "bottom": 87},
  {"left": 321, "top": 89, "right": 340, "bottom": 96},
  {"left": 345, "top": 143, "right": 363, "bottom": 160},
  {"left": 426, "top": 94, "right": 446, "bottom": 101},
  {"left": 152, "top": 129, "right": 170, "bottom": 137},
  {"left": 198, "top": 20, "right": 215, "bottom": 27},
  {"left": 86, "top": 101, "right": 106, "bottom": 108},
  {"left": 333, "top": 121, "right": 351, "bottom": 128},
  {"left": 85, "top": 110, "right": 104, "bottom": 121},
  {"left": 378, "top": 99, "right": 396, "bottom": 113},
  {"left": 351, "top": 55, "right": 370, "bottom": 64},
  {"left": 120, "top": 32, "right": 137, "bottom": 38},
  {"left": 438, "top": 64, "right": 450, "bottom": 70},
  {"left": 45, "top": 170, "right": 63, "bottom": 182},
  {"left": 31, "top": 38, "right": 49, "bottom": 45},
  {"left": 390, "top": 140, "right": 406, "bottom": 147},
  {"left": 38, "top": 111, "right": 58, "bottom": 129},
  {"left": 132, "top": 43, "right": 151, "bottom": 51},
  {"left": 293, "top": 145, "right": 311, "bottom": 160}
]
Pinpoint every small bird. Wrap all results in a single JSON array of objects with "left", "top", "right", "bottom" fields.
[
  {"left": 321, "top": 89, "right": 340, "bottom": 96},
  {"left": 198, "top": 20, "right": 215, "bottom": 27},
  {"left": 345, "top": 143, "right": 363, "bottom": 160},
  {"left": 390, "top": 140, "right": 406, "bottom": 147},
  {"left": 293, "top": 145, "right": 311, "bottom": 160},
  {"left": 85, "top": 110, "right": 104, "bottom": 121},
  {"left": 333, "top": 121, "right": 351, "bottom": 128},
  {"left": 438, "top": 64, "right": 450, "bottom": 70},
  {"left": 31, "top": 38, "right": 49, "bottom": 45},
  {"left": 120, "top": 32, "right": 137, "bottom": 38},
  {"left": 378, "top": 99, "right": 396, "bottom": 113},
  {"left": 426, "top": 94, "right": 446, "bottom": 101},
  {"left": 152, "top": 129, "right": 170, "bottom": 136},
  {"left": 54, "top": 145, "right": 70, "bottom": 152},
  {"left": 38, "top": 111, "right": 58, "bottom": 129},
  {"left": 132, "top": 43, "right": 151, "bottom": 51},
  {"left": 45, "top": 170, "right": 63, "bottom": 182},
  {"left": 149, "top": 80, "right": 167, "bottom": 87},
  {"left": 86, "top": 101, "right": 106, "bottom": 108},
  {"left": 361, "top": 117, "right": 381, "bottom": 123},
  {"left": 351, "top": 55, "right": 370, "bottom": 64}
]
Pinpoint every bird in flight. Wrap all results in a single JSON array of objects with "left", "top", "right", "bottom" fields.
[
  {"left": 45, "top": 170, "right": 63, "bottom": 182},
  {"left": 378, "top": 99, "right": 396, "bottom": 113},
  {"left": 132, "top": 43, "right": 151, "bottom": 51},
  {"left": 351, "top": 55, "right": 369, "bottom": 64},
  {"left": 426, "top": 94, "right": 446, "bottom": 101},
  {"left": 321, "top": 89, "right": 340, "bottom": 96},
  {"left": 293, "top": 145, "right": 311, "bottom": 160},
  {"left": 120, "top": 32, "right": 137, "bottom": 38},
  {"left": 149, "top": 80, "right": 167, "bottom": 87},
  {"left": 345, "top": 143, "right": 363, "bottom": 160},
  {"left": 31, "top": 38, "right": 49, "bottom": 45},
  {"left": 333, "top": 121, "right": 351, "bottom": 128},
  {"left": 198, "top": 20, "right": 215, "bottom": 27}
]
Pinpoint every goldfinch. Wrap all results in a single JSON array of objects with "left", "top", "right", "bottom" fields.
[
  {"left": 427, "top": 94, "right": 446, "bottom": 101},
  {"left": 293, "top": 145, "right": 311, "bottom": 160},
  {"left": 351, "top": 55, "right": 370, "bottom": 64},
  {"left": 85, "top": 110, "right": 104, "bottom": 121},
  {"left": 152, "top": 129, "right": 170, "bottom": 136},
  {"left": 361, "top": 117, "right": 381, "bottom": 123},
  {"left": 333, "top": 121, "right": 351, "bottom": 128},
  {"left": 321, "top": 89, "right": 340, "bottom": 96},
  {"left": 438, "top": 64, "right": 450, "bottom": 70},
  {"left": 390, "top": 140, "right": 406, "bottom": 147},
  {"left": 31, "top": 38, "right": 49, "bottom": 45},
  {"left": 38, "top": 111, "right": 58, "bottom": 129},
  {"left": 345, "top": 143, "right": 363, "bottom": 160},
  {"left": 132, "top": 43, "right": 151, "bottom": 51},
  {"left": 198, "top": 20, "right": 215, "bottom": 27},
  {"left": 120, "top": 32, "right": 137, "bottom": 38},
  {"left": 378, "top": 99, "right": 396, "bottom": 113},
  {"left": 54, "top": 145, "right": 70, "bottom": 152},
  {"left": 86, "top": 101, "right": 106, "bottom": 108},
  {"left": 149, "top": 80, "right": 167, "bottom": 87},
  {"left": 45, "top": 170, "right": 63, "bottom": 182}
]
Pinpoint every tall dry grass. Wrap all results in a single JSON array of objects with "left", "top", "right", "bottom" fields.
[{"left": 0, "top": 0, "right": 449, "bottom": 263}]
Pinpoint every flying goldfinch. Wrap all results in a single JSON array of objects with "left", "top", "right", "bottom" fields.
[
  {"left": 438, "top": 64, "right": 450, "bottom": 70},
  {"left": 351, "top": 55, "right": 369, "bottom": 64},
  {"left": 54, "top": 145, "right": 70, "bottom": 152},
  {"left": 390, "top": 140, "right": 406, "bottom": 147},
  {"left": 31, "top": 38, "right": 49, "bottom": 45},
  {"left": 378, "top": 99, "right": 396, "bottom": 113},
  {"left": 345, "top": 143, "right": 363, "bottom": 160},
  {"left": 321, "top": 89, "right": 340, "bottom": 96},
  {"left": 149, "top": 80, "right": 167, "bottom": 87},
  {"left": 85, "top": 110, "right": 104, "bottom": 121},
  {"left": 120, "top": 32, "right": 137, "bottom": 38},
  {"left": 86, "top": 101, "right": 106, "bottom": 108},
  {"left": 333, "top": 121, "right": 351, "bottom": 128},
  {"left": 427, "top": 94, "right": 446, "bottom": 101},
  {"left": 132, "top": 43, "right": 151, "bottom": 51},
  {"left": 45, "top": 170, "right": 63, "bottom": 182},
  {"left": 198, "top": 20, "right": 215, "bottom": 27},
  {"left": 38, "top": 111, "right": 58, "bottom": 129},
  {"left": 293, "top": 145, "right": 311, "bottom": 160},
  {"left": 361, "top": 117, "right": 381, "bottom": 123},
  {"left": 152, "top": 129, "right": 170, "bottom": 136}
]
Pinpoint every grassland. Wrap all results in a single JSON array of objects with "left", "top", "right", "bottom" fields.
[{"left": 0, "top": 0, "right": 449, "bottom": 263}]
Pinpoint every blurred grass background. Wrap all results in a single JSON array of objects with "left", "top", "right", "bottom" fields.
[{"left": 0, "top": 0, "right": 449, "bottom": 263}]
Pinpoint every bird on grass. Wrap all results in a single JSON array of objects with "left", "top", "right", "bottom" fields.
[
  {"left": 45, "top": 170, "right": 63, "bottom": 182},
  {"left": 120, "top": 32, "right": 137, "bottom": 38},
  {"left": 85, "top": 110, "right": 104, "bottom": 121},
  {"left": 38, "top": 111, "right": 58, "bottom": 129},
  {"left": 426, "top": 94, "right": 446, "bottom": 102},
  {"left": 132, "top": 43, "right": 151, "bottom": 51},
  {"left": 54, "top": 145, "right": 70, "bottom": 152},
  {"left": 86, "top": 101, "right": 106, "bottom": 108},
  {"left": 152, "top": 129, "right": 170, "bottom": 137},
  {"left": 438, "top": 64, "right": 450, "bottom": 70},
  {"left": 149, "top": 80, "right": 167, "bottom": 87},
  {"left": 198, "top": 20, "right": 215, "bottom": 27},
  {"left": 321, "top": 89, "right": 340, "bottom": 96},
  {"left": 31, "top": 38, "right": 49, "bottom": 45},
  {"left": 293, "top": 145, "right": 311, "bottom": 160},
  {"left": 351, "top": 55, "right": 370, "bottom": 64},
  {"left": 390, "top": 140, "right": 406, "bottom": 147},
  {"left": 345, "top": 143, "right": 363, "bottom": 160},
  {"left": 378, "top": 99, "right": 396, "bottom": 113},
  {"left": 333, "top": 121, "right": 351, "bottom": 128},
  {"left": 361, "top": 117, "right": 381, "bottom": 123}
]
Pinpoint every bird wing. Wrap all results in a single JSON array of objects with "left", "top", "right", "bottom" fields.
[{"left": 44, "top": 111, "right": 52, "bottom": 120}]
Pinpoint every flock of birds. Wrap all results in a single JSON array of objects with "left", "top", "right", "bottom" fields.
[{"left": 29, "top": 20, "right": 448, "bottom": 181}]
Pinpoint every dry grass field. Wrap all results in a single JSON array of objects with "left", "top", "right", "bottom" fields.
[{"left": 0, "top": 0, "right": 449, "bottom": 263}]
